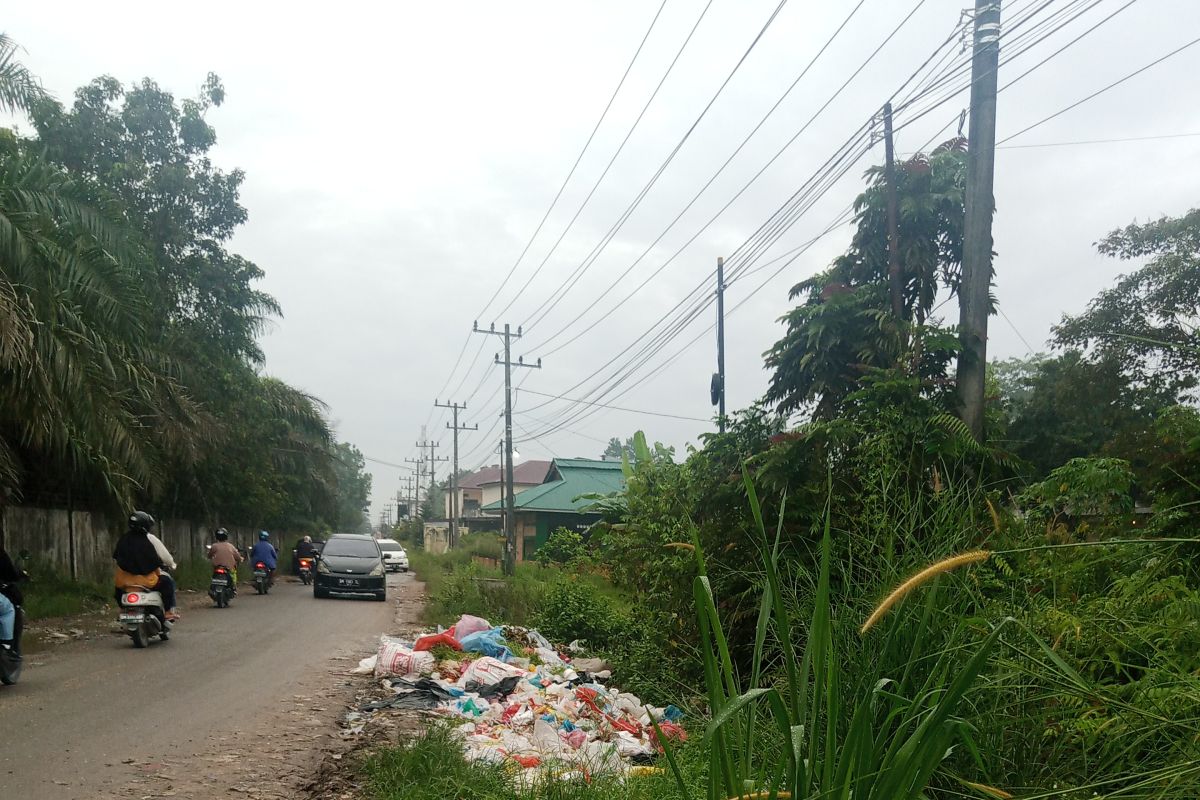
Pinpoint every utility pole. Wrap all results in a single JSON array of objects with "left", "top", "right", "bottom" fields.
[
  {"left": 956, "top": 0, "right": 1002, "bottom": 442},
  {"left": 403, "top": 457, "right": 425, "bottom": 517},
  {"left": 711, "top": 256, "right": 727, "bottom": 433},
  {"left": 883, "top": 102, "right": 904, "bottom": 321},
  {"left": 437, "top": 399, "right": 477, "bottom": 548},
  {"left": 416, "top": 439, "right": 448, "bottom": 517},
  {"left": 474, "top": 321, "right": 541, "bottom": 576}
]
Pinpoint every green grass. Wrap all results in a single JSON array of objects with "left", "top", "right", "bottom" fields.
[
  {"left": 362, "top": 725, "right": 706, "bottom": 800},
  {"left": 172, "top": 558, "right": 217, "bottom": 592},
  {"left": 22, "top": 567, "right": 111, "bottom": 620}
]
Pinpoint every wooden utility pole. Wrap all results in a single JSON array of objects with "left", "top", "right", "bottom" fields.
[
  {"left": 474, "top": 321, "right": 541, "bottom": 576},
  {"left": 713, "top": 256, "right": 727, "bottom": 433},
  {"left": 436, "top": 399, "right": 477, "bottom": 548},
  {"left": 956, "top": 0, "right": 1002, "bottom": 442},
  {"left": 883, "top": 102, "right": 903, "bottom": 320}
]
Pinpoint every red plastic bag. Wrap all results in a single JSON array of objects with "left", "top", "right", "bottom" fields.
[{"left": 414, "top": 632, "right": 462, "bottom": 651}]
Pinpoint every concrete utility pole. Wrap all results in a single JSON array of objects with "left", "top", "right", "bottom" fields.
[
  {"left": 956, "top": 0, "right": 1002, "bottom": 442},
  {"left": 883, "top": 102, "right": 904, "bottom": 321},
  {"left": 416, "top": 439, "right": 447, "bottom": 516},
  {"left": 474, "top": 321, "right": 541, "bottom": 576},
  {"left": 713, "top": 256, "right": 727, "bottom": 433},
  {"left": 436, "top": 399, "right": 478, "bottom": 548},
  {"left": 403, "top": 457, "right": 425, "bottom": 516}
]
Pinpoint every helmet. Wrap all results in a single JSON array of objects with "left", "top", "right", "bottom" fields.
[
  {"left": 129, "top": 510, "right": 155, "bottom": 532},
  {"left": 215, "top": 528, "right": 229, "bottom": 541},
  {"left": 303, "top": 535, "right": 312, "bottom": 543},
  {"left": 259, "top": 530, "right": 270, "bottom": 540}
]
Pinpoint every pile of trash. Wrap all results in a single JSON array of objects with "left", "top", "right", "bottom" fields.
[{"left": 351, "top": 614, "right": 685, "bottom": 778}]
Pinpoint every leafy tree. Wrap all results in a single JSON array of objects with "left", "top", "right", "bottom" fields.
[
  {"left": 330, "top": 441, "right": 372, "bottom": 532},
  {"left": 602, "top": 437, "right": 634, "bottom": 461},
  {"left": 1055, "top": 209, "right": 1200, "bottom": 399},
  {"left": 765, "top": 144, "right": 967, "bottom": 419},
  {"left": 994, "top": 351, "right": 1172, "bottom": 478}
]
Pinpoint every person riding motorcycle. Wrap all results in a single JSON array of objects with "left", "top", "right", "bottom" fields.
[
  {"left": 249, "top": 531, "right": 278, "bottom": 587},
  {"left": 0, "top": 544, "right": 27, "bottom": 660},
  {"left": 295, "top": 535, "right": 318, "bottom": 567},
  {"left": 113, "top": 511, "right": 181, "bottom": 621},
  {"left": 207, "top": 528, "right": 244, "bottom": 594}
]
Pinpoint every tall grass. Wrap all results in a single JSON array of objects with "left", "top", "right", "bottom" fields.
[{"left": 657, "top": 468, "right": 1009, "bottom": 800}]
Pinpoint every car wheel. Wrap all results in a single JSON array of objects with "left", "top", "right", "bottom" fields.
[
  {"left": 314, "top": 587, "right": 328, "bottom": 599},
  {"left": 374, "top": 591, "right": 387, "bottom": 602}
]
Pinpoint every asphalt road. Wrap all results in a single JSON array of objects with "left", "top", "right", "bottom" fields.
[{"left": 0, "top": 571, "right": 415, "bottom": 799}]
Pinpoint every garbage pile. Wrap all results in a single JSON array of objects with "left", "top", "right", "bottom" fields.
[{"left": 352, "top": 614, "right": 685, "bottom": 778}]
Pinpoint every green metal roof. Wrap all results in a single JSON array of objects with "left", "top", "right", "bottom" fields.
[{"left": 480, "top": 458, "right": 624, "bottom": 513}]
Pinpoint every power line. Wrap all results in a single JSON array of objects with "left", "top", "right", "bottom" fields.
[
  {"left": 516, "top": 388, "right": 711, "bottom": 422},
  {"left": 490, "top": 0, "right": 716, "bottom": 321},
  {"left": 998, "top": 34, "right": 1200, "bottom": 144},
  {"left": 517, "top": 0, "right": 796, "bottom": 333},
  {"left": 999, "top": 131, "right": 1200, "bottom": 149},
  {"left": 477, "top": 0, "right": 672, "bottom": 323}
]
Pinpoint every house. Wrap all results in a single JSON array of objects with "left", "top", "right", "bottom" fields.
[
  {"left": 446, "top": 460, "right": 552, "bottom": 519},
  {"left": 480, "top": 458, "right": 624, "bottom": 561}
]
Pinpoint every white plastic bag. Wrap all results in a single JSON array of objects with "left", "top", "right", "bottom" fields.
[
  {"left": 459, "top": 656, "right": 526, "bottom": 686},
  {"left": 455, "top": 614, "right": 492, "bottom": 640},
  {"left": 375, "top": 637, "right": 435, "bottom": 677}
]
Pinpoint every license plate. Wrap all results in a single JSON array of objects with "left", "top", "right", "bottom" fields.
[
  {"left": 337, "top": 578, "right": 360, "bottom": 587},
  {"left": 211, "top": 578, "right": 228, "bottom": 586},
  {"left": 254, "top": 571, "right": 267, "bottom": 578},
  {"left": 120, "top": 613, "right": 145, "bottom": 623}
]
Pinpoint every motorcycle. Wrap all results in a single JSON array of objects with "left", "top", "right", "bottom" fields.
[
  {"left": 252, "top": 561, "right": 271, "bottom": 595},
  {"left": 298, "top": 556, "right": 314, "bottom": 586},
  {"left": 119, "top": 587, "right": 172, "bottom": 648},
  {"left": 209, "top": 565, "right": 235, "bottom": 608},
  {"left": 0, "top": 581, "right": 23, "bottom": 686}
]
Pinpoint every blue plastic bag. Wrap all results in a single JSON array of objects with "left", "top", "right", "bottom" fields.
[{"left": 458, "top": 627, "right": 514, "bottom": 662}]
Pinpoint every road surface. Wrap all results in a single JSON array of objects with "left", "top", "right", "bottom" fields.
[{"left": 0, "top": 571, "right": 420, "bottom": 799}]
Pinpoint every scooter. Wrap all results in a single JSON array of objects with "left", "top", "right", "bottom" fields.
[
  {"left": 209, "top": 565, "right": 235, "bottom": 608},
  {"left": 0, "top": 582, "right": 23, "bottom": 686},
  {"left": 298, "top": 556, "right": 314, "bottom": 586},
  {"left": 252, "top": 561, "right": 271, "bottom": 595},
  {"left": 119, "top": 588, "right": 172, "bottom": 648}
]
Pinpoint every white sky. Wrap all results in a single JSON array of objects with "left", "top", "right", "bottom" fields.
[{"left": 7, "top": 0, "right": 1199, "bottom": 521}]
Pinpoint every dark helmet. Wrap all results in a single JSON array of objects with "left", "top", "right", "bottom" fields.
[
  {"left": 215, "top": 528, "right": 229, "bottom": 541},
  {"left": 129, "top": 510, "right": 155, "bottom": 532}
]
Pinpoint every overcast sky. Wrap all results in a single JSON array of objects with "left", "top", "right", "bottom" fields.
[{"left": 8, "top": 0, "right": 1199, "bottom": 521}]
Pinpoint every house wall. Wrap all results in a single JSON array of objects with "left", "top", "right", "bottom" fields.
[
  {"left": 444, "top": 487, "right": 484, "bottom": 519},
  {"left": 514, "top": 511, "right": 601, "bottom": 561},
  {"left": 480, "top": 482, "right": 538, "bottom": 510},
  {"left": 424, "top": 522, "right": 450, "bottom": 555},
  {"left": 0, "top": 505, "right": 260, "bottom": 583}
]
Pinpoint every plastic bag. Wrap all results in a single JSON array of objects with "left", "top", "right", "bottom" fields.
[
  {"left": 414, "top": 631, "right": 462, "bottom": 651},
  {"left": 350, "top": 654, "right": 377, "bottom": 674},
  {"left": 376, "top": 638, "right": 436, "bottom": 677},
  {"left": 459, "top": 656, "right": 526, "bottom": 686},
  {"left": 454, "top": 614, "right": 492, "bottom": 640},
  {"left": 459, "top": 627, "right": 514, "bottom": 661}
]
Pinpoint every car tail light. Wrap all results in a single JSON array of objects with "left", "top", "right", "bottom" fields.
[{"left": 126, "top": 593, "right": 140, "bottom": 603}]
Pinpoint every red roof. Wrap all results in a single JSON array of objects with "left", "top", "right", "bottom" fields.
[{"left": 458, "top": 460, "right": 552, "bottom": 489}]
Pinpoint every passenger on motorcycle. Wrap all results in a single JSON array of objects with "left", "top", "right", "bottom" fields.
[
  {"left": 0, "top": 544, "right": 26, "bottom": 658},
  {"left": 250, "top": 531, "right": 278, "bottom": 586},
  {"left": 296, "top": 535, "right": 318, "bottom": 562},
  {"left": 207, "top": 528, "right": 244, "bottom": 593},
  {"left": 113, "top": 511, "right": 181, "bottom": 621}
]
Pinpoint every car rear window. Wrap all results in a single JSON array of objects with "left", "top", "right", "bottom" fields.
[
  {"left": 378, "top": 542, "right": 403, "bottom": 552},
  {"left": 322, "top": 538, "right": 380, "bottom": 558}
]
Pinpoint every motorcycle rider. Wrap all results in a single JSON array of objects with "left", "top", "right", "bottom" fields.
[
  {"left": 113, "top": 511, "right": 181, "bottom": 621},
  {"left": 0, "top": 544, "right": 26, "bottom": 660},
  {"left": 207, "top": 528, "right": 244, "bottom": 594},
  {"left": 295, "top": 535, "right": 318, "bottom": 570},
  {"left": 250, "top": 531, "right": 278, "bottom": 587}
]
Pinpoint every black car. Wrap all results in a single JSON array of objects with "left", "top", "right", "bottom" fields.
[{"left": 313, "top": 534, "right": 386, "bottom": 601}]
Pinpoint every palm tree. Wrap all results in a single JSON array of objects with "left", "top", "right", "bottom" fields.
[{"left": 0, "top": 33, "right": 46, "bottom": 115}]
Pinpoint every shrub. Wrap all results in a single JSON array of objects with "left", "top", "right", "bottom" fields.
[
  {"left": 533, "top": 579, "right": 630, "bottom": 648},
  {"left": 533, "top": 528, "right": 583, "bottom": 566}
]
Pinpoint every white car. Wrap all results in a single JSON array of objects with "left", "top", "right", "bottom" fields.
[{"left": 377, "top": 539, "right": 409, "bottom": 572}]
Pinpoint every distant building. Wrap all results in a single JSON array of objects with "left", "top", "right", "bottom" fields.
[
  {"left": 480, "top": 458, "right": 624, "bottom": 561},
  {"left": 445, "top": 460, "right": 552, "bottom": 519}
]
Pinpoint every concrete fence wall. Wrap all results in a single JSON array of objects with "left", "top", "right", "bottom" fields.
[{"left": 0, "top": 505, "right": 262, "bottom": 583}]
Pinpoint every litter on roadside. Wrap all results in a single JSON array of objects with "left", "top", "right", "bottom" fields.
[{"left": 357, "top": 614, "right": 685, "bottom": 778}]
